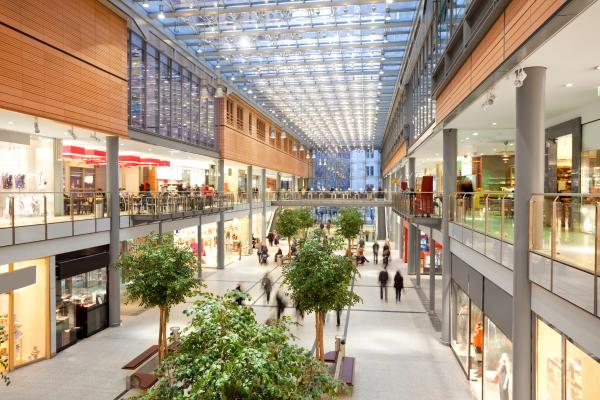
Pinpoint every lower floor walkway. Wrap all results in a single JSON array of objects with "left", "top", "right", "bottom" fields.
[{"left": 0, "top": 241, "right": 475, "bottom": 400}]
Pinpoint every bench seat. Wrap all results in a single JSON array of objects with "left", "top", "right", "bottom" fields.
[
  {"left": 122, "top": 345, "right": 159, "bottom": 370},
  {"left": 132, "top": 372, "right": 158, "bottom": 390},
  {"left": 339, "top": 356, "right": 355, "bottom": 386}
]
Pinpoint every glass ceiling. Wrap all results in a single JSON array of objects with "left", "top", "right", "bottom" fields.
[{"left": 136, "top": 0, "right": 418, "bottom": 150}]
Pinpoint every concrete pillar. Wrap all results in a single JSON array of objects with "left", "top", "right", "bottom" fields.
[
  {"left": 513, "top": 66, "right": 546, "bottom": 400},
  {"left": 398, "top": 217, "right": 404, "bottom": 261},
  {"left": 407, "top": 157, "right": 418, "bottom": 280},
  {"left": 106, "top": 135, "right": 121, "bottom": 327},
  {"left": 197, "top": 216, "right": 202, "bottom": 278},
  {"left": 408, "top": 158, "right": 415, "bottom": 190},
  {"left": 261, "top": 169, "right": 267, "bottom": 240},
  {"left": 247, "top": 165, "right": 253, "bottom": 248},
  {"left": 377, "top": 206, "right": 386, "bottom": 241},
  {"left": 217, "top": 159, "right": 225, "bottom": 269},
  {"left": 429, "top": 230, "right": 436, "bottom": 314},
  {"left": 441, "top": 128, "right": 457, "bottom": 344},
  {"left": 291, "top": 175, "right": 296, "bottom": 192}
]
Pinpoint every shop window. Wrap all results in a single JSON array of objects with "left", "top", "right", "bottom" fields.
[
  {"left": 451, "top": 282, "right": 470, "bottom": 373},
  {"left": 191, "top": 75, "right": 202, "bottom": 146},
  {"left": 159, "top": 53, "right": 171, "bottom": 137},
  {"left": 129, "top": 32, "right": 144, "bottom": 129},
  {"left": 470, "top": 302, "right": 484, "bottom": 396},
  {"left": 171, "top": 62, "right": 183, "bottom": 140},
  {"left": 181, "top": 68, "right": 192, "bottom": 143},
  {"left": 483, "top": 317, "right": 512, "bottom": 400},
  {"left": 12, "top": 259, "right": 48, "bottom": 367},
  {"left": 536, "top": 319, "right": 563, "bottom": 400},
  {"left": 145, "top": 44, "right": 159, "bottom": 133},
  {"left": 566, "top": 340, "right": 600, "bottom": 399}
]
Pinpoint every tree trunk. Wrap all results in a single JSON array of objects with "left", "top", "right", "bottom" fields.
[
  {"left": 288, "top": 236, "right": 292, "bottom": 257},
  {"left": 315, "top": 311, "right": 321, "bottom": 360},
  {"left": 347, "top": 238, "right": 352, "bottom": 258},
  {"left": 314, "top": 310, "right": 325, "bottom": 362},
  {"left": 318, "top": 311, "right": 325, "bottom": 362},
  {"left": 158, "top": 306, "right": 169, "bottom": 363}
]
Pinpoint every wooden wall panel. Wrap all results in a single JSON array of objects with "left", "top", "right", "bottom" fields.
[
  {"left": 217, "top": 95, "right": 312, "bottom": 177},
  {"left": 436, "top": 0, "right": 567, "bottom": 122},
  {"left": 382, "top": 140, "right": 407, "bottom": 176},
  {"left": 0, "top": 0, "right": 127, "bottom": 136}
]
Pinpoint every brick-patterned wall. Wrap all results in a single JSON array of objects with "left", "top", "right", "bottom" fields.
[
  {"left": 436, "top": 0, "right": 567, "bottom": 122},
  {"left": 0, "top": 0, "right": 128, "bottom": 136},
  {"left": 217, "top": 95, "right": 312, "bottom": 177}
]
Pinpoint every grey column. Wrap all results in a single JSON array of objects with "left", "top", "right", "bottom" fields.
[
  {"left": 247, "top": 165, "right": 253, "bottom": 248},
  {"left": 376, "top": 206, "right": 386, "bottom": 241},
  {"left": 261, "top": 168, "right": 267, "bottom": 240},
  {"left": 106, "top": 135, "right": 121, "bottom": 327},
  {"left": 441, "top": 128, "right": 457, "bottom": 345},
  {"left": 407, "top": 157, "right": 418, "bottom": 280},
  {"left": 276, "top": 172, "right": 281, "bottom": 190},
  {"left": 513, "top": 66, "right": 546, "bottom": 400},
  {"left": 429, "top": 230, "right": 436, "bottom": 315},
  {"left": 398, "top": 217, "right": 404, "bottom": 261},
  {"left": 197, "top": 216, "right": 202, "bottom": 278},
  {"left": 291, "top": 175, "right": 296, "bottom": 193},
  {"left": 217, "top": 159, "right": 225, "bottom": 269}
]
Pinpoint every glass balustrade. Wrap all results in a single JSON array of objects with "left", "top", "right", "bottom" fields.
[
  {"left": 453, "top": 192, "right": 514, "bottom": 244},
  {"left": 390, "top": 192, "right": 442, "bottom": 218}
]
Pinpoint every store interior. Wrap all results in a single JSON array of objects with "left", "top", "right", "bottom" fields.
[{"left": 0, "top": 108, "right": 217, "bottom": 226}]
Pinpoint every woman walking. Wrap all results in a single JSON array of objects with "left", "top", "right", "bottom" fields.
[{"left": 394, "top": 270, "right": 404, "bottom": 303}]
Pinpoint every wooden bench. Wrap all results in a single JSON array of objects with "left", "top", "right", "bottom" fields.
[
  {"left": 324, "top": 350, "right": 337, "bottom": 363},
  {"left": 122, "top": 345, "right": 159, "bottom": 370},
  {"left": 131, "top": 372, "right": 158, "bottom": 390},
  {"left": 339, "top": 356, "right": 355, "bottom": 386}
]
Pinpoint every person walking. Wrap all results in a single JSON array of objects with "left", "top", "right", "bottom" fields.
[
  {"left": 336, "top": 308, "right": 342, "bottom": 327},
  {"left": 372, "top": 240, "right": 380, "bottom": 264},
  {"left": 383, "top": 247, "right": 391, "bottom": 269},
  {"left": 378, "top": 268, "right": 389, "bottom": 301},
  {"left": 358, "top": 236, "right": 365, "bottom": 248},
  {"left": 267, "top": 231, "right": 275, "bottom": 247},
  {"left": 275, "top": 291, "right": 287, "bottom": 320},
  {"left": 274, "top": 233, "right": 280, "bottom": 246},
  {"left": 261, "top": 273, "right": 273, "bottom": 304},
  {"left": 394, "top": 270, "right": 404, "bottom": 303}
]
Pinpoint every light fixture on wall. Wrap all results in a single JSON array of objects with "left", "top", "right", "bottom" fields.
[
  {"left": 306, "top": 151, "right": 310, "bottom": 159},
  {"left": 200, "top": 85, "right": 210, "bottom": 99},
  {"left": 323, "top": 159, "right": 327, "bottom": 166},
  {"left": 280, "top": 131, "right": 287, "bottom": 139},
  {"left": 34, "top": 117, "right": 40, "bottom": 134},
  {"left": 90, "top": 131, "right": 101, "bottom": 143},
  {"left": 312, "top": 152, "right": 316, "bottom": 159},
  {"left": 318, "top": 159, "right": 322, "bottom": 166},
  {"left": 292, "top": 143, "right": 297, "bottom": 152},
  {"left": 68, "top": 126, "right": 77, "bottom": 140},
  {"left": 299, "top": 144, "right": 305, "bottom": 152},
  {"left": 214, "top": 85, "right": 225, "bottom": 98},
  {"left": 270, "top": 127, "right": 276, "bottom": 139},
  {"left": 157, "top": 4, "right": 166, "bottom": 19},
  {"left": 481, "top": 88, "right": 496, "bottom": 111},
  {"left": 513, "top": 66, "right": 527, "bottom": 88}
]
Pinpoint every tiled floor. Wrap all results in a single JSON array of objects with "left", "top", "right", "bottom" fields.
[{"left": 0, "top": 241, "right": 475, "bottom": 400}]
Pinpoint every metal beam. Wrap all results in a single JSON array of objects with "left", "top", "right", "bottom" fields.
[
  {"left": 176, "top": 21, "right": 412, "bottom": 39},
  {"left": 149, "top": 0, "right": 417, "bottom": 18},
  {"left": 217, "top": 58, "right": 403, "bottom": 70},
  {"left": 200, "top": 41, "right": 407, "bottom": 56},
  {"left": 227, "top": 70, "right": 397, "bottom": 79}
]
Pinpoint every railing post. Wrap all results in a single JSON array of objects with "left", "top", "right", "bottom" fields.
[
  {"left": 10, "top": 196, "right": 15, "bottom": 244},
  {"left": 44, "top": 195, "right": 48, "bottom": 239},
  {"left": 551, "top": 196, "right": 558, "bottom": 261}
]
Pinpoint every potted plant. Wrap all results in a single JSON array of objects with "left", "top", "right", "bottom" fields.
[
  {"left": 282, "top": 233, "right": 361, "bottom": 362},
  {"left": 336, "top": 208, "right": 363, "bottom": 257},
  {"left": 137, "top": 292, "right": 342, "bottom": 399},
  {"left": 117, "top": 233, "right": 199, "bottom": 362}
]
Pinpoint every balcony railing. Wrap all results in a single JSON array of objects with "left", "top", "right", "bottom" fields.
[
  {"left": 529, "top": 193, "right": 600, "bottom": 315},
  {"left": 453, "top": 192, "right": 515, "bottom": 244},
  {"left": 390, "top": 192, "right": 442, "bottom": 218},
  {"left": 0, "top": 191, "right": 233, "bottom": 246},
  {"left": 265, "top": 190, "right": 388, "bottom": 201}
]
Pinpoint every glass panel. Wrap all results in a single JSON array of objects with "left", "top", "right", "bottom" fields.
[
  {"left": 472, "top": 194, "right": 486, "bottom": 233},
  {"left": 13, "top": 259, "right": 48, "bottom": 366},
  {"left": 0, "top": 291, "right": 8, "bottom": 372},
  {"left": 566, "top": 340, "right": 600, "bottom": 399},
  {"left": 129, "top": 32, "right": 144, "bottom": 129},
  {"left": 502, "top": 197, "right": 515, "bottom": 243},
  {"left": 181, "top": 69, "right": 192, "bottom": 143},
  {"left": 555, "top": 197, "right": 595, "bottom": 273},
  {"left": 451, "top": 282, "right": 470, "bottom": 373},
  {"left": 207, "top": 91, "right": 215, "bottom": 148},
  {"left": 171, "top": 62, "right": 182, "bottom": 140},
  {"left": 145, "top": 44, "right": 159, "bottom": 133},
  {"left": 530, "top": 195, "right": 553, "bottom": 257},
  {"left": 536, "top": 319, "right": 563, "bottom": 400},
  {"left": 190, "top": 75, "right": 201, "bottom": 145},
  {"left": 487, "top": 197, "right": 503, "bottom": 240},
  {"left": 483, "top": 317, "right": 512, "bottom": 400},
  {"left": 159, "top": 53, "right": 171, "bottom": 137},
  {"left": 470, "top": 302, "right": 484, "bottom": 396}
]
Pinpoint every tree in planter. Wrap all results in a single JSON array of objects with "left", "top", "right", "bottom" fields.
[
  {"left": 282, "top": 233, "right": 361, "bottom": 362},
  {"left": 336, "top": 207, "right": 364, "bottom": 256},
  {"left": 0, "top": 324, "right": 9, "bottom": 386},
  {"left": 275, "top": 208, "right": 301, "bottom": 256},
  {"left": 296, "top": 207, "right": 314, "bottom": 238},
  {"left": 137, "top": 292, "right": 342, "bottom": 400},
  {"left": 117, "top": 233, "right": 199, "bottom": 362}
]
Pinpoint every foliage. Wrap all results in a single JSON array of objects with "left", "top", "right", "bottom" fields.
[
  {"left": 282, "top": 232, "right": 361, "bottom": 360},
  {"left": 336, "top": 208, "right": 363, "bottom": 253},
  {"left": 275, "top": 208, "right": 301, "bottom": 255},
  {"left": 117, "top": 233, "right": 199, "bottom": 361},
  {"left": 137, "top": 292, "right": 342, "bottom": 400},
  {"left": 0, "top": 324, "right": 9, "bottom": 386},
  {"left": 296, "top": 207, "right": 314, "bottom": 238}
]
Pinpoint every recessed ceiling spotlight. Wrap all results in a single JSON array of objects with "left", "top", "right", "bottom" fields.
[
  {"left": 473, "top": 132, "right": 479, "bottom": 136},
  {"left": 595, "top": 66, "right": 600, "bottom": 70},
  {"left": 142, "top": 1, "right": 150, "bottom": 8},
  {"left": 7, "top": 121, "right": 13, "bottom": 125},
  {"left": 492, "top": 122, "right": 497, "bottom": 126},
  {"left": 564, "top": 83, "right": 573, "bottom": 88}
]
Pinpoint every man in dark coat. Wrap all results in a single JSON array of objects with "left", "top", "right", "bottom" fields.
[
  {"left": 394, "top": 271, "right": 404, "bottom": 302},
  {"left": 372, "top": 241, "right": 380, "bottom": 264},
  {"left": 378, "top": 268, "right": 389, "bottom": 301}
]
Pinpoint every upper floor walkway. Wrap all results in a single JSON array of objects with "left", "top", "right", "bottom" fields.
[{"left": 268, "top": 191, "right": 392, "bottom": 207}]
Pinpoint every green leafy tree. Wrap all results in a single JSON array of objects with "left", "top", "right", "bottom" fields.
[
  {"left": 0, "top": 324, "right": 9, "bottom": 386},
  {"left": 336, "top": 207, "right": 364, "bottom": 256},
  {"left": 117, "top": 233, "right": 199, "bottom": 362},
  {"left": 282, "top": 233, "right": 361, "bottom": 362},
  {"left": 137, "top": 292, "right": 342, "bottom": 399},
  {"left": 275, "top": 208, "right": 301, "bottom": 255},
  {"left": 296, "top": 207, "right": 314, "bottom": 238}
]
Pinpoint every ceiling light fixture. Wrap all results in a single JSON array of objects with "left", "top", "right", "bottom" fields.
[
  {"left": 157, "top": 5, "right": 165, "bottom": 19},
  {"left": 481, "top": 88, "right": 496, "bottom": 111},
  {"left": 68, "top": 126, "right": 77, "bottom": 140},
  {"left": 595, "top": 66, "right": 600, "bottom": 70},
  {"left": 513, "top": 66, "right": 527, "bottom": 88},
  {"left": 142, "top": 1, "right": 150, "bottom": 8}
]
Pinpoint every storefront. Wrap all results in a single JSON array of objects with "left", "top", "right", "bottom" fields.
[
  {"left": 55, "top": 247, "right": 109, "bottom": 352},
  {"left": 535, "top": 317, "right": 600, "bottom": 399},
  {"left": 419, "top": 231, "right": 442, "bottom": 275},
  {"left": 450, "top": 254, "right": 513, "bottom": 400},
  {"left": 0, "top": 258, "right": 50, "bottom": 370}
]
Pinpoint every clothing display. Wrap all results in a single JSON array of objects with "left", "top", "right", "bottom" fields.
[
  {"left": 3, "top": 195, "right": 42, "bottom": 218},
  {"left": 2, "top": 173, "right": 13, "bottom": 189}
]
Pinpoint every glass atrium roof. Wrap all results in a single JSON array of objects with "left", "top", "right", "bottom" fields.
[{"left": 137, "top": 0, "right": 418, "bottom": 150}]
